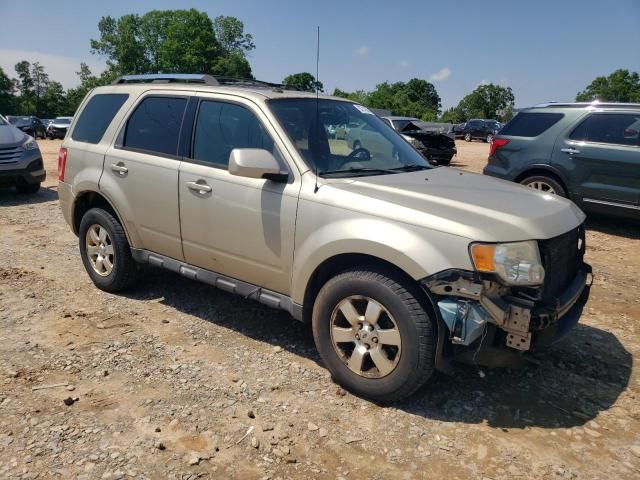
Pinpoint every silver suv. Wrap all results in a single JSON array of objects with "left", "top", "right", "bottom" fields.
[{"left": 59, "top": 74, "right": 591, "bottom": 402}]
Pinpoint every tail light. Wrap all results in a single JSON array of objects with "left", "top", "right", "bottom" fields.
[
  {"left": 489, "top": 138, "right": 509, "bottom": 157},
  {"left": 57, "top": 147, "right": 68, "bottom": 181}
]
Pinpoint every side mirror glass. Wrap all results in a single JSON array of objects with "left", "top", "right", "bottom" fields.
[{"left": 228, "top": 148, "right": 287, "bottom": 182}]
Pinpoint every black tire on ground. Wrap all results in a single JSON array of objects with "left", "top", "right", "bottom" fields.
[
  {"left": 79, "top": 208, "right": 139, "bottom": 292},
  {"left": 437, "top": 156, "right": 452, "bottom": 166},
  {"left": 16, "top": 183, "right": 40, "bottom": 194},
  {"left": 520, "top": 174, "right": 567, "bottom": 197},
  {"left": 312, "top": 267, "right": 435, "bottom": 403},
  {"left": 464, "top": 133, "right": 471, "bottom": 142}
]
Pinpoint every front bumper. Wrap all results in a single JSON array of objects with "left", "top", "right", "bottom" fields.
[
  {"left": 0, "top": 158, "right": 46, "bottom": 186},
  {"left": 423, "top": 262, "right": 592, "bottom": 352}
]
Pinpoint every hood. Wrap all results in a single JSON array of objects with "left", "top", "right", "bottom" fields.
[
  {"left": 0, "top": 124, "right": 28, "bottom": 147},
  {"left": 321, "top": 168, "right": 585, "bottom": 242}
]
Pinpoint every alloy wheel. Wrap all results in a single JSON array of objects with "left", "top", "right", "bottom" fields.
[
  {"left": 330, "top": 295, "right": 402, "bottom": 378},
  {"left": 525, "top": 180, "right": 557, "bottom": 195},
  {"left": 85, "top": 224, "right": 114, "bottom": 276}
]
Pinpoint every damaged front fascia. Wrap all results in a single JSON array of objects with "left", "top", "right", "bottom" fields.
[{"left": 422, "top": 269, "right": 536, "bottom": 351}]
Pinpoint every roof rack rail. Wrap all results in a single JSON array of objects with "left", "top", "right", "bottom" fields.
[
  {"left": 532, "top": 101, "right": 640, "bottom": 109},
  {"left": 213, "top": 76, "right": 301, "bottom": 91},
  {"left": 111, "top": 74, "right": 220, "bottom": 85}
]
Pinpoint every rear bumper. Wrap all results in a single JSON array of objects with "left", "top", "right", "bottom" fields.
[{"left": 482, "top": 163, "right": 514, "bottom": 181}]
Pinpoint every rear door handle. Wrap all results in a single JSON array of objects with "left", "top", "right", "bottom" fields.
[
  {"left": 186, "top": 180, "right": 212, "bottom": 194},
  {"left": 111, "top": 163, "right": 128, "bottom": 174},
  {"left": 561, "top": 148, "right": 580, "bottom": 155}
]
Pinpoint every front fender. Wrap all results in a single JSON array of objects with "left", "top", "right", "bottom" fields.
[{"left": 290, "top": 216, "right": 472, "bottom": 304}]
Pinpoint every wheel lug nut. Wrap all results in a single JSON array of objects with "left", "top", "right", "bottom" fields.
[{"left": 372, "top": 337, "right": 378, "bottom": 344}]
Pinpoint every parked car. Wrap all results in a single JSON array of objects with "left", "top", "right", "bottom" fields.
[
  {"left": 458, "top": 119, "right": 501, "bottom": 142},
  {"left": 382, "top": 116, "right": 457, "bottom": 165},
  {"left": 41, "top": 118, "right": 54, "bottom": 128},
  {"left": 59, "top": 74, "right": 591, "bottom": 402},
  {"left": 484, "top": 101, "right": 640, "bottom": 219},
  {"left": 47, "top": 116, "right": 73, "bottom": 139},
  {"left": 0, "top": 115, "right": 45, "bottom": 193},
  {"left": 7, "top": 116, "right": 47, "bottom": 139}
]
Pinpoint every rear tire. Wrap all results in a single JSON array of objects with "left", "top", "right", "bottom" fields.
[
  {"left": 464, "top": 133, "right": 471, "bottom": 142},
  {"left": 486, "top": 134, "right": 494, "bottom": 143},
  {"left": 312, "top": 267, "right": 435, "bottom": 403},
  {"left": 16, "top": 183, "right": 40, "bottom": 194},
  {"left": 79, "top": 208, "right": 139, "bottom": 292},
  {"left": 520, "top": 175, "right": 567, "bottom": 197}
]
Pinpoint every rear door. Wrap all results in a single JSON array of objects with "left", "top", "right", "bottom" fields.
[
  {"left": 552, "top": 112, "right": 640, "bottom": 209},
  {"left": 100, "top": 93, "right": 188, "bottom": 260}
]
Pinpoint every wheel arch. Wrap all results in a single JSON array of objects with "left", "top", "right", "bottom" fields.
[
  {"left": 72, "top": 190, "right": 134, "bottom": 245},
  {"left": 514, "top": 165, "right": 570, "bottom": 197}
]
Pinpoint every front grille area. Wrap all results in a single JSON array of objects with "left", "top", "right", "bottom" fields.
[
  {"left": 0, "top": 146, "right": 22, "bottom": 164},
  {"left": 538, "top": 225, "right": 584, "bottom": 305}
]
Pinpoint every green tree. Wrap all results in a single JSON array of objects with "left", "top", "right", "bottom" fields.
[
  {"left": 41, "top": 81, "right": 67, "bottom": 117},
  {"left": 282, "top": 72, "right": 323, "bottom": 92},
  {"left": 0, "top": 67, "right": 16, "bottom": 114},
  {"left": 439, "top": 107, "right": 464, "bottom": 124},
  {"left": 455, "top": 83, "right": 515, "bottom": 121},
  {"left": 64, "top": 63, "right": 119, "bottom": 114},
  {"left": 576, "top": 69, "right": 640, "bottom": 102},
  {"left": 213, "top": 16, "right": 255, "bottom": 55},
  {"left": 90, "top": 9, "right": 253, "bottom": 79},
  {"left": 31, "top": 62, "right": 50, "bottom": 115},
  {"left": 332, "top": 88, "right": 369, "bottom": 104},
  {"left": 14, "top": 60, "right": 35, "bottom": 113},
  {"left": 367, "top": 79, "right": 441, "bottom": 119}
]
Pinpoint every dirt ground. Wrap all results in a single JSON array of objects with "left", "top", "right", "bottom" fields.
[{"left": 0, "top": 139, "right": 639, "bottom": 480}]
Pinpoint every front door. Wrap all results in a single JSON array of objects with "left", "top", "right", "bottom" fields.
[
  {"left": 552, "top": 112, "right": 640, "bottom": 208},
  {"left": 178, "top": 96, "right": 299, "bottom": 294}
]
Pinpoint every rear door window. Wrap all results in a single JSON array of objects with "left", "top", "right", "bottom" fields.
[
  {"left": 72, "top": 93, "right": 129, "bottom": 144},
  {"left": 500, "top": 112, "right": 564, "bottom": 137},
  {"left": 570, "top": 113, "right": 640, "bottom": 146},
  {"left": 122, "top": 96, "right": 187, "bottom": 157}
]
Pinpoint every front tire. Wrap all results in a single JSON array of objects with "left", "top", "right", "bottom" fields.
[
  {"left": 79, "top": 208, "right": 139, "bottom": 292},
  {"left": 520, "top": 175, "right": 567, "bottom": 197},
  {"left": 312, "top": 267, "right": 435, "bottom": 403},
  {"left": 464, "top": 133, "right": 471, "bottom": 142}
]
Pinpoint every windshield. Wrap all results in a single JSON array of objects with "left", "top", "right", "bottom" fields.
[
  {"left": 55, "top": 118, "right": 71, "bottom": 125},
  {"left": 269, "top": 99, "right": 431, "bottom": 177},
  {"left": 486, "top": 120, "right": 501, "bottom": 130},
  {"left": 9, "top": 116, "right": 31, "bottom": 126}
]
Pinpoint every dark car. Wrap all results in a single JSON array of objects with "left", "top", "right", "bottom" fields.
[
  {"left": 0, "top": 115, "right": 45, "bottom": 193},
  {"left": 484, "top": 101, "right": 640, "bottom": 219},
  {"left": 381, "top": 116, "right": 457, "bottom": 165},
  {"left": 47, "top": 116, "right": 73, "bottom": 139},
  {"left": 458, "top": 119, "right": 501, "bottom": 143},
  {"left": 7, "top": 116, "right": 47, "bottom": 139}
]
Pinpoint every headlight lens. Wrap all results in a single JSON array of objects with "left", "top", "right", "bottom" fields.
[
  {"left": 23, "top": 138, "right": 38, "bottom": 151},
  {"left": 470, "top": 241, "right": 545, "bottom": 286}
]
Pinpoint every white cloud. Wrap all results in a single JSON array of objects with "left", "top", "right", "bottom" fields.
[
  {"left": 399, "top": 60, "right": 409, "bottom": 68},
  {"left": 0, "top": 49, "right": 106, "bottom": 89},
  {"left": 429, "top": 67, "right": 451, "bottom": 82},
  {"left": 356, "top": 46, "right": 370, "bottom": 57},
  {"left": 478, "top": 79, "right": 490, "bottom": 86}
]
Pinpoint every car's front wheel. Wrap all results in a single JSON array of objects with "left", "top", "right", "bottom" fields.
[
  {"left": 312, "top": 267, "right": 435, "bottom": 403},
  {"left": 464, "top": 133, "right": 471, "bottom": 142},
  {"left": 79, "top": 208, "right": 139, "bottom": 292},
  {"left": 485, "top": 134, "right": 494, "bottom": 143}
]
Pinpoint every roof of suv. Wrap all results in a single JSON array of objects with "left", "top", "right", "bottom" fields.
[
  {"left": 99, "top": 74, "right": 350, "bottom": 103},
  {"left": 530, "top": 101, "right": 640, "bottom": 111}
]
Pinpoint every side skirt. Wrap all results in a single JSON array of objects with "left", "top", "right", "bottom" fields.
[{"left": 130, "top": 248, "right": 304, "bottom": 321}]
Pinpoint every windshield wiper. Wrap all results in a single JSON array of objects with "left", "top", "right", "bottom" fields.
[
  {"left": 390, "top": 164, "right": 431, "bottom": 171},
  {"left": 320, "top": 167, "right": 397, "bottom": 177}
]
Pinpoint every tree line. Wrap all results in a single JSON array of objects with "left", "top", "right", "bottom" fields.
[{"left": 0, "top": 8, "right": 637, "bottom": 122}]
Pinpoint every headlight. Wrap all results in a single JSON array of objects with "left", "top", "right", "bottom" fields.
[
  {"left": 469, "top": 240, "right": 545, "bottom": 286},
  {"left": 22, "top": 138, "right": 38, "bottom": 151}
]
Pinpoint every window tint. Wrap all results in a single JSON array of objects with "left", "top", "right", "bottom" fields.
[
  {"left": 192, "top": 101, "right": 274, "bottom": 167},
  {"left": 123, "top": 96, "right": 187, "bottom": 156},
  {"left": 570, "top": 113, "right": 640, "bottom": 146},
  {"left": 72, "top": 94, "right": 129, "bottom": 144},
  {"left": 500, "top": 112, "right": 563, "bottom": 137}
]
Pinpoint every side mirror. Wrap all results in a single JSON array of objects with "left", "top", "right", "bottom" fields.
[{"left": 228, "top": 148, "right": 288, "bottom": 182}]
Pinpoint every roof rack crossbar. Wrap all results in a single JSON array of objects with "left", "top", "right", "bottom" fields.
[
  {"left": 111, "top": 74, "right": 220, "bottom": 85},
  {"left": 532, "top": 101, "right": 640, "bottom": 109}
]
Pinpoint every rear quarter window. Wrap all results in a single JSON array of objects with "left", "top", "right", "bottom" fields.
[
  {"left": 500, "top": 112, "right": 564, "bottom": 137},
  {"left": 71, "top": 93, "right": 129, "bottom": 144}
]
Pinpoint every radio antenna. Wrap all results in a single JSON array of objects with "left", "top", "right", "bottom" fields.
[{"left": 313, "top": 25, "right": 320, "bottom": 194}]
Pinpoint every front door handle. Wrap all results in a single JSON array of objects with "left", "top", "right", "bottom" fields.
[
  {"left": 561, "top": 147, "right": 581, "bottom": 155},
  {"left": 111, "top": 163, "right": 128, "bottom": 174},
  {"left": 186, "top": 180, "right": 212, "bottom": 194}
]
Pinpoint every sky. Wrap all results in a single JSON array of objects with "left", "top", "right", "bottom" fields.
[{"left": 0, "top": 0, "right": 639, "bottom": 110}]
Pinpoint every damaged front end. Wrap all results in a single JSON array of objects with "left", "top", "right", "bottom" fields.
[
  {"left": 400, "top": 121, "right": 456, "bottom": 166},
  {"left": 422, "top": 226, "right": 592, "bottom": 367}
]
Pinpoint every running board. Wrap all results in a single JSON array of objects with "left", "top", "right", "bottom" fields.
[{"left": 130, "top": 248, "right": 304, "bottom": 321}]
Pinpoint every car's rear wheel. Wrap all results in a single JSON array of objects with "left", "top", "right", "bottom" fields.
[
  {"left": 79, "top": 208, "right": 139, "bottom": 292},
  {"left": 312, "top": 267, "right": 435, "bottom": 403},
  {"left": 464, "top": 133, "right": 471, "bottom": 142},
  {"left": 16, "top": 183, "right": 40, "bottom": 194},
  {"left": 520, "top": 175, "right": 567, "bottom": 197},
  {"left": 486, "top": 134, "right": 494, "bottom": 143}
]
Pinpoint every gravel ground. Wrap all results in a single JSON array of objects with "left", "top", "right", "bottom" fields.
[{"left": 0, "top": 139, "right": 639, "bottom": 479}]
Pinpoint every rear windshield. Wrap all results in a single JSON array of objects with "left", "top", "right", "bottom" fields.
[
  {"left": 500, "top": 112, "right": 563, "bottom": 137},
  {"left": 55, "top": 118, "right": 72, "bottom": 125},
  {"left": 71, "top": 94, "right": 128, "bottom": 143}
]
